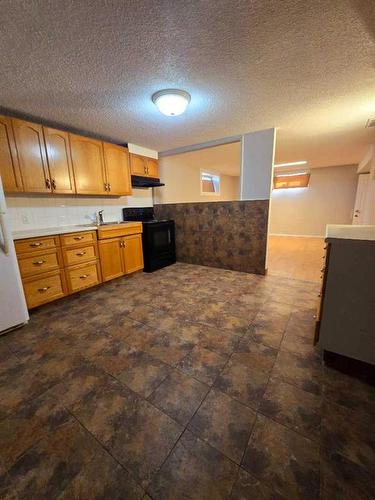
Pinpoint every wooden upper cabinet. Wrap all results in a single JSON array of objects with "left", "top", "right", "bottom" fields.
[
  {"left": 12, "top": 119, "right": 50, "bottom": 193},
  {"left": 43, "top": 127, "right": 76, "bottom": 194},
  {"left": 103, "top": 143, "right": 132, "bottom": 196},
  {"left": 146, "top": 158, "right": 159, "bottom": 178},
  {"left": 69, "top": 134, "right": 107, "bottom": 195},
  {"left": 130, "top": 153, "right": 159, "bottom": 178},
  {"left": 130, "top": 154, "right": 147, "bottom": 176},
  {"left": 0, "top": 115, "right": 23, "bottom": 192}
]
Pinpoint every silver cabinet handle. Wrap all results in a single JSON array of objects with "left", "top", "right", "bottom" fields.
[
  {"left": 74, "top": 236, "right": 84, "bottom": 241},
  {"left": 79, "top": 274, "right": 89, "bottom": 279},
  {"left": 33, "top": 260, "right": 46, "bottom": 266},
  {"left": 38, "top": 286, "right": 50, "bottom": 293},
  {"left": 30, "top": 242, "right": 42, "bottom": 247},
  {"left": 76, "top": 251, "right": 86, "bottom": 256},
  {"left": 0, "top": 211, "right": 10, "bottom": 255}
]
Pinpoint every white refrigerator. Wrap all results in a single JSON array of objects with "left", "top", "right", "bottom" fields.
[{"left": 0, "top": 176, "right": 29, "bottom": 333}]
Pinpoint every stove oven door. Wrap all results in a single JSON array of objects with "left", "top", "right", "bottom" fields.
[{"left": 142, "top": 221, "right": 176, "bottom": 272}]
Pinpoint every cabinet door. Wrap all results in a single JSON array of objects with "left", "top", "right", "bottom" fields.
[
  {"left": 69, "top": 134, "right": 107, "bottom": 195},
  {"left": 103, "top": 143, "right": 132, "bottom": 195},
  {"left": 146, "top": 158, "right": 159, "bottom": 178},
  {"left": 130, "top": 154, "right": 147, "bottom": 176},
  {"left": 98, "top": 238, "right": 125, "bottom": 281},
  {"left": 12, "top": 118, "right": 50, "bottom": 193},
  {"left": 43, "top": 127, "right": 76, "bottom": 194},
  {"left": 0, "top": 115, "right": 23, "bottom": 192},
  {"left": 122, "top": 234, "right": 144, "bottom": 274}
]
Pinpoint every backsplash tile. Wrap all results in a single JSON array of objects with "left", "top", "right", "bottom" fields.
[
  {"left": 154, "top": 200, "right": 269, "bottom": 275},
  {"left": 6, "top": 191, "right": 153, "bottom": 231}
]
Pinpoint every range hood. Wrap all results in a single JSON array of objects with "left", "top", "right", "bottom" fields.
[{"left": 131, "top": 175, "right": 165, "bottom": 188}]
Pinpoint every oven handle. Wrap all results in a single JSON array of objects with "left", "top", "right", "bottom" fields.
[{"left": 167, "top": 229, "right": 171, "bottom": 244}]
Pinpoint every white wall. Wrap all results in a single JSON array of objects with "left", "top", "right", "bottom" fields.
[
  {"left": 269, "top": 165, "right": 358, "bottom": 237},
  {"left": 359, "top": 145, "right": 375, "bottom": 224},
  {"left": 241, "top": 128, "right": 276, "bottom": 200},
  {"left": 6, "top": 190, "right": 153, "bottom": 231},
  {"left": 154, "top": 155, "right": 239, "bottom": 204}
]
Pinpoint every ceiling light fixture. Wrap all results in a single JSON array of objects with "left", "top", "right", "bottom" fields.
[
  {"left": 274, "top": 160, "right": 308, "bottom": 167},
  {"left": 152, "top": 89, "right": 191, "bottom": 116}
]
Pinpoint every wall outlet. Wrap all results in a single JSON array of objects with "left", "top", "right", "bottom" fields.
[{"left": 21, "top": 214, "right": 30, "bottom": 224}]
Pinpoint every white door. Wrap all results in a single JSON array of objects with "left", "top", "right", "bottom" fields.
[
  {"left": 352, "top": 174, "right": 369, "bottom": 225},
  {"left": 0, "top": 177, "right": 29, "bottom": 333}
]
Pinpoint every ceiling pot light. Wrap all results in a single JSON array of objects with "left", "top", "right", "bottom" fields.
[{"left": 152, "top": 89, "right": 191, "bottom": 116}]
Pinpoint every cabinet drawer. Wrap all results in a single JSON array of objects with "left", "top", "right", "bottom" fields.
[
  {"left": 60, "top": 231, "right": 96, "bottom": 247},
  {"left": 66, "top": 261, "right": 101, "bottom": 293},
  {"left": 23, "top": 270, "right": 66, "bottom": 309},
  {"left": 62, "top": 244, "right": 97, "bottom": 267},
  {"left": 18, "top": 249, "right": 61, "bottom": 277},
  {"left": 15, "top": 236, "right": 58, "bottom": 255},
  {"left": 97, "top": 223, "right": 142, "bottom": 240}
]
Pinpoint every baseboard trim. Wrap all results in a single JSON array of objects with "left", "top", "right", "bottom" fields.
[{"left": 269, "top": 233, "right": 325, "bottom": 238}]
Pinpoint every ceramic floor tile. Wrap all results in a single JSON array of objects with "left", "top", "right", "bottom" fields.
[
  {"left": 323, "top": 365, "right": 375, "bottom": 418},
  {"left": 321, "top": 399, "right": 375, "bottom": 474},
  {"left": 214, "top": 360, "right": 269, "bottom": 410},
  {"left": 233, "top": 339, "right": 278, "bottom": 373},
  {"left": 0, "top": 393, "right": 71, "bottom": 475},
  {"left": 259, "top": 378, "right": 321, "bottom": 441},
  {"left": 176, "top": 346, "right": 228, "bottom": 385},
  {"left": 242, "top": 415, "right": 320, "bottom": 500},
  {"left": 188, "top": 388, "right": 256, "bottom": 463},
  {"left": 148, "top": 430, "right": 238, "bottom": 500},
  {"left": 117, "top": 351, "right": 172, "bottom": 397},
  {"left": 70, "top": 376, "right": 183, "bottom": 485},
  {"left": 321, "top": 448, "right": 375, "bottom": 500},
  {"left": 3, "top": 419, "right": 102, "bottom": 499},
  {"left": 230, "top": 468, "right": 285, "bottom": 499},
  {"left": 272, "top": 350, "right": 322, "bottom": 395},
  {"left": 149, "top": 369, "right": 209, "bottom": 425},
  {"left": 57, "top": 447, "right": 145, "bottom": 499},
  {"left": 0, "top": 264, "right": 373, "bottom": 499}
]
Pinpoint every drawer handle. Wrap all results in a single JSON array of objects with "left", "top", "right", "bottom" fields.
[
  {"left": 33, "top": 260, "right": 46, "bottom": 266},
  {"left": 74, "top": 236, "right": 84, "bottom": 241},
  {"left": 30, "top": 242, "right": 42, "bottom": 247},
  {"left": 38, "top": 286, "right": 50, "bottom": 293},
  {"left": 76, "top": 251, "right": 86, "bottom": 256},
  {"left": 79, "top": 274, "right": 89, "bottom": 279}
]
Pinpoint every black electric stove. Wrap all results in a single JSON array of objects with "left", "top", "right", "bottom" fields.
[{"left": 122, "top": 207, "right": 176, "bottom": 272}]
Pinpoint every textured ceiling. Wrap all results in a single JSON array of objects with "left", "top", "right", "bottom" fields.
[
  {"left": 0, "top": 0, "right": 374, "bottom": 167},
  {"left": 167, "top": 143, "right": 241, "bottom": 177}
]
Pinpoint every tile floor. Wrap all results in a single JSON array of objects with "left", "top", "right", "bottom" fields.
[{"left": 0, "top": 263, "right": 374, "bottom": 499}]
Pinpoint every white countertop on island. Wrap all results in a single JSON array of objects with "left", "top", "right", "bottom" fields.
[
  {"left": 12, "top": 225, "right": 98, "bottom": 240},
  {"left": 326, "top": 224, "right": 375, "bottom": 241}
]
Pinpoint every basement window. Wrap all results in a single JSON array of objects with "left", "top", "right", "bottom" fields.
[
  {"left": 201, "top": 171, "right": 220, "bottom": 195},
  {"left": 273, "top": 171, "right": 310, "bottom": 189}
]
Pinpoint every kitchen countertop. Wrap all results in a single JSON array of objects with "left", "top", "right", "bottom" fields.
[
  {"left": 326, "top": 224, "right": 375, "bottom": 241},
  {"left": 12, "top": 221, "right": 142, "bottom": 240},
  {"left": 12, "top": 225, "right": 99, "bottom": 240}
]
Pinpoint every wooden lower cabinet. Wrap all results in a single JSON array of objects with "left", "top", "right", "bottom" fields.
[
  {"left": 15, "top": 226, "right": 143, "bottom": 308},
  {"left": 123, "top": 234, "right": 144, "bottom": 274},
  {"left": 62, "top": 243, "right": 98, "bottom": 267},
  {"left": 66, "top": 261, "right": 101, "bottom": 293},
  {"left": 23, "top": 270, "right": 66, "bottom": 309},
  {"left": 18, "top": 248, "right": 61, "bottom": 278},
  {"left": 98, "top": 238, "right": 124, "bottom": 282},
  {"left": 99, "top": 233, "right": 144, "bottom": 281}
]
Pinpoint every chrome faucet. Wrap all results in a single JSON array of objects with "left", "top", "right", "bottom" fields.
[{"left": 96, "top": 210, "right": 104, "bottom": 225}]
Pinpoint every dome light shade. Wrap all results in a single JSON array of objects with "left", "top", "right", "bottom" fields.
[{"left": 152, "top": 89, "right": 191, "bottom": 116}]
